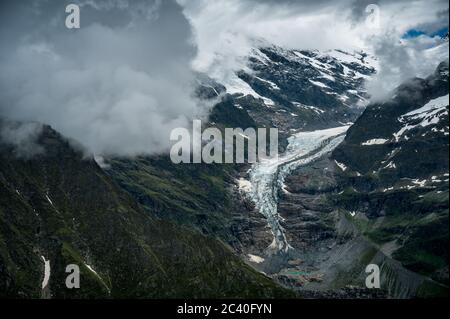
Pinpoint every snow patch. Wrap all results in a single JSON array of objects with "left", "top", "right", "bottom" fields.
[
  {"left": 384, "top": 161, "right": 397, "bottom": 169},
  {"left": 334, "top": 160, "right": 348, "bottom": 171},
  {"left": 254, "top": 76, "right": 280, "bottom": 90},
  {"left": 85, "top": 263, "right": 111, "bottom": 294},
  {"left": 403, "top": 94, "right": 449, "bottom": 118},
  {"left": 226, "top": 75, "right": 275, "bottom": 107},
  {"left": 248, "top": 254, "right": 265, "bottom": 264},
  {"left": 362, "top": 138, "right": 388, "bottom": 146},
  {"left": 394, "top": 94, "right": 449, "bottom": 141},
  {"left": 237, "top": 178, "right": 252, "bottom": 193},
  {"left": 45, "top": 194, "right": 54, "bottom": 206},
  {"left": 309, "top": 79, "right": 329, "bottom": 88},
  {"left": 41, "top": 256, "right": 51, "bottom": 289},
  {"left": 292, "top": 102, "right": 324, "bottom": 114}
]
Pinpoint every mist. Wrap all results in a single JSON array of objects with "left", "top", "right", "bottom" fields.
[
  {"left": 0, "top": 120, "right": 44, "bottom": 158},
  {"left": 0, "top": 0, "right": 448, "bottom": 157},
  {"left": 0, "top": 0, "right": 207, "bottom": 156},
  {"left": 179, "top": 0, "right": 448, "bottom": 99},
  {"left": 366, "top": 33, "right": 449, "bottom": 101}
]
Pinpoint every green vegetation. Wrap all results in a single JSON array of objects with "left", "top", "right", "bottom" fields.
[{"left": 0, "top": 125, "right": 294, "bottom": 299}]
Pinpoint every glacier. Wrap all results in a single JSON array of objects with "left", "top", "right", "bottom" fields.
[{"left": 245, "top": 125, "right": 350, "bottom": 253}]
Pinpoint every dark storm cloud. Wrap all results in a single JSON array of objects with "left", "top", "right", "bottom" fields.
[
  {"left": 0, "top": 0, "right": 448, "bottom": 156},
  {"left": 0, "top": 0, "right": 210, "bottom": 156},
  {"left": 0, "top": 119, "right": 44, "bottom": 158}
]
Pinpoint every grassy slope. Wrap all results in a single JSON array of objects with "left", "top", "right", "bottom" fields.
[{"left": 0, "top": 125, "right": 294, "bottom": 298}]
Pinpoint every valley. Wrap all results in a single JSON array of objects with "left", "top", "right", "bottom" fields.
[
  {"left": 100, "top": 42, "right": 449, "bottom": 298},
  {"left": 0, "top": 40, "right": 448, "bottom": 299}
]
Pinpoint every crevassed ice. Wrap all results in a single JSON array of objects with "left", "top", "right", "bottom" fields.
[{"left": 248, "top": 126, "right": 349, "bottom": 253}]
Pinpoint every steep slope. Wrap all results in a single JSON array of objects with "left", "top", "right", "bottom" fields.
[
  {"left": 92, "top": 43, "right": 447, "bottom": 298},
  {"left": 331, "top": 60, "right": 449, "bottom": 286},
  {"left": 234, "top": 61, "right": 448, "bottom": 298},
  {"left": 0, "top": 120, "right": 294, "bottom": 298},
  {"left": 105, "top": 77, "right": 257, "bottom": 245},
  {"left": 221, "top": 45, "right": 376, "bottom": 136}
]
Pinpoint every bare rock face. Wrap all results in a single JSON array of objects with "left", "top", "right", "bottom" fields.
[
  {"left": 278, "top": 158, "right": 340, "bottom": 251},
  {"left": 229, "top": 187, "right": 274, "bottom": 255}
]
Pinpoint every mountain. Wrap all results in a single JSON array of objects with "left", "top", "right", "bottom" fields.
[
  {"left": 334, "top": 60, "right": 448, "bottom": 182},
  {"left": 0, "top": 120, "right": 294, "bottom": 298},
  {"left": 184, "top": 43, "right": 447, "bottom": 298},
  {"left": 259, "top": 61, "right": 449, "bottom": 298},
  {"left": 104, "top": 44, "right": 378, "bottom": 243},
  {"left": 332, "top": 60, "right": 449, "bottom": 287},
  {"left": 100, "top": 44, "right": 386, "bottom": 298},
  {"left": 220, "top": 45, "right": 376, "bottom": 145},
  {"left": 1, "top": 39, "right": 447, "bottom": 299}
]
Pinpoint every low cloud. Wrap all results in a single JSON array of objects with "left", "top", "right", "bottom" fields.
[
  {"left": 0, "top": 120, "right": 44, "bottom": 158},
  {"left": 0, "top": 0, "right": 209, "bottom": 156},
  {"left": 179, "top": 0, "right": 448, "bottom": 98},
  {"left": 178, "top": 0, "right": 364, "bottom": 83},
  {"left": 0, "top": 0, "right": 448, "bottom": 154},
  {"left": 366, "top": 33, "right": 448, "bottom": 101}
]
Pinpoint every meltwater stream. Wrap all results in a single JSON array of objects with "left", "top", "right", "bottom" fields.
[{"left": 247, "top": 126, "right": 350, "bottom": 253}]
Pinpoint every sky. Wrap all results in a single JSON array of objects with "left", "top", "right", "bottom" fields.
[
  {"left": 0, "top": 0, "right": 206, "bottom": 156},
  {"left": 0, "top": 0, "right": 448, "bottom": 156},
  {"left": 179, "top": 0, "right": 449, "bottom": 99}
]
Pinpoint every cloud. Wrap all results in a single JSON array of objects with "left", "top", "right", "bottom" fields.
[
  {"left": 0, "top": 120, "right": 44, "bottom": 158},
  {"left": 366, "top": 34, "right": 448, "bottom": 101},
  {"left": 0, "top": 0, "right": 209, "bottom": 156},
  {"left": 0, "top": 0, "right": 448, "bottom": 154},
  {"left": 178, "top": 0, "right": 363, "bottom": 81},
  {"left": 178, "top": 0, "right": 448, "bottom": 97}
]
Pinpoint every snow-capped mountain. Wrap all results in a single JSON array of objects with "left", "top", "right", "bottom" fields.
[
  {"left": 214, "top": 44, "right": 376, "bottom": 136},
  {"left": 320, "top": 60, "right": 449, "bottom": 296},
  {"left": 334, "top": 60, "right": 449, "bottom": 185},
  {"left": 219, "top": 42, "right": 448, "bottom": 298},
  {"left": 104, "top": 42, "right": 448, "bottom": 298}
]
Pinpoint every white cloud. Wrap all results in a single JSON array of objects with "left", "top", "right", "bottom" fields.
[
  {"left": 0, "top": 0, "right": 209, "bottom": 156},
  {"left": 0, "top": 0, "right": 448, "bottom": 158},
  {"left": 178, "top": 0, "right": 365, "bottom": 81},
  {"left": 0, "top": 120, "right": 44, "bottom": 158},
  {"left": 179, "top": 0, "right": 448, "bottom": 97}
]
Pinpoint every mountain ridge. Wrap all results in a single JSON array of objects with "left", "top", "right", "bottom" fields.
[{"left": 0, "top": 121, "right": 295, "bottom": 298}]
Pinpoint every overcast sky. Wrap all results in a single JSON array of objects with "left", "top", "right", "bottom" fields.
[
  {"left": 0, "top": 0, "right": 448, "bottom": 155},
  {"left": 179, "top": 0, "right": 448, "bottom": 98}
]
